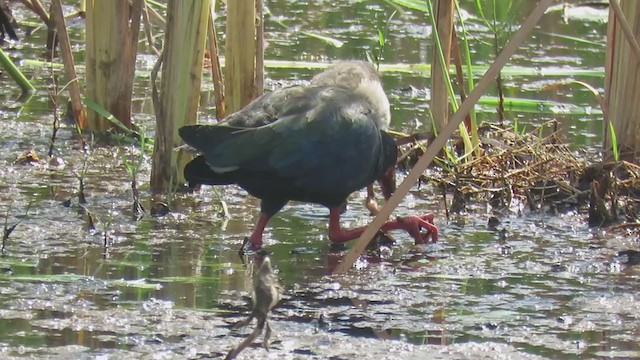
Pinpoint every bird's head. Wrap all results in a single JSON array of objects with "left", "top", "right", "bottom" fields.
[
  {"left": 378, "top": 131, "right": 398, "bottom": 199},
  {"left": 379, "top": 167, "right": 396, "bottom": 200}
]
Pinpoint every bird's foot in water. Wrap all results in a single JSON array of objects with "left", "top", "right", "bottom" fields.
[
  {"left": 238, "top": 237, "right": 270, "bottom": 257},
  {"left": 328, "top": 210, "right": 437, "bottom": 245},
  {"left": 389, "top": 214, "right": 438, "bottom": 244}
]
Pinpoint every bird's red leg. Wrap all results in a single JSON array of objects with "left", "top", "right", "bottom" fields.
[
  {"left": 327, "top": 208, "right": 438, "bottom": 244},
  {"left": 328, "top": 208, "right": 365, "bottom": 243},
  {"left": 247, "top": 213, "right": 272, "bottom": 249}
]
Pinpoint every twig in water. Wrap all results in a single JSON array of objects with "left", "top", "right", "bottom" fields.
[
  {"left": 2, "top": 202, "right": 32, "bottom": 255},
  {"left": 120, "top": 132, "right": 148, "bottom": 220},
  {"left": 141, "top": 1, "right": 161, "bottom": 56},
  {"left": 71, "top": 135, "right": 93, "bottom": 205},
  {"left": 47, "top": 71, "right": 60, "bottom": 158}
]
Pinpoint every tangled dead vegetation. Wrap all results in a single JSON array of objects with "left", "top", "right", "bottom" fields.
[{"left": 398, "top": 120, "right": 640, "bottom": 237}]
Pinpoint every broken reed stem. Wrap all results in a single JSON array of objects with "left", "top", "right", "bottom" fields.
[
  {"left": 142, "top": 1, "right": 161, "bottom": 56},
  {"left": 18, "top": 0, "right": 50, "bottom": 24},
  {"left": 333, "top": 0, "right": 556, "bottom": 275},
  {"left": 145, "top": 2, "right": 166, "bottom": 27}
]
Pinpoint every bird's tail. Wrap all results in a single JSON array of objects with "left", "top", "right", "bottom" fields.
[
  {"left": 179, "top": 124, "right": 243, "bottom": 153},
  {"left": 184, "top": 155, "right": 236, "bottom": 187}
]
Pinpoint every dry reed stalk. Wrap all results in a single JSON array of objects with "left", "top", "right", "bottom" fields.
[
  {"left": 225, "top": 0, "right": 257, "bottom": 113},
  {"left": 207, "top": 2, "right": 226, "bottom": 120},
  {"left": 85, "top": 0, "right": 141, "bottom": 131},
  {"left": 430, "top": 0, "right": 455, "bottom": 132},
  {"left": 150, "top": 0, "right": 210, "bottom": 191},
  {"left": 50, "top": 0, "right": 86, "bottom": 129},
  {"left": 605, "top": 0, "right": 640, "bottom": 161}
]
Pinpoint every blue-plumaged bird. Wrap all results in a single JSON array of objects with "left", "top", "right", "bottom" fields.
[{"left": 179, "top": 61, "right": 437, "bottom": 249}]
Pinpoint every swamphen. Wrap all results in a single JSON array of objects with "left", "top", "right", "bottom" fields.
[{"left": 179, "top": 61, "right": 437, "bottom": 250}]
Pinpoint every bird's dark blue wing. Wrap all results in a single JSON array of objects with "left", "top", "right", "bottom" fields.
[
  {"left": 265, "top": 87, "right": 385, "bottom": 192},
  {"left": 180, "top": 86, "right": 387, "bottom": 195}
]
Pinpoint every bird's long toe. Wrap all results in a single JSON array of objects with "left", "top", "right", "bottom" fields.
[
  {"left": 238, "top": 237, "right": 266, "bottom": 256},
  {"left": 388, "top": 214, "right": 438, "bottom": 244}
]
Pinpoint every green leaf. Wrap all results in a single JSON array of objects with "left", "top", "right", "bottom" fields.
[{"left": 300, "top": 31, "right": 344, "bottom": 48}]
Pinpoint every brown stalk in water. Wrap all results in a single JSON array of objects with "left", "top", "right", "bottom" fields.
[
  {"left": 207, "top": 2, "right": 225, "bottom": 120},
  {"left": 47, "top": 74, "right": 60, "bottom": 159},
  {"left": 51, "top": 0, "right": 87, "bottom": 129},
  {"left": 69, "top": 137, "right": 93, "bottom": 206},
  {"left": 120, "top": 136, "right": 148, "bottom": 220}
]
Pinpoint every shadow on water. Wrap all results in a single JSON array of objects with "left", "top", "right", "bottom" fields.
[{"left": 1, "top": 0, "right": 637, "bottom": 359}]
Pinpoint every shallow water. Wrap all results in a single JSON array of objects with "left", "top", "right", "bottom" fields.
[{"left": 1, "top": 1, "right": 635, "bottom": 359}]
